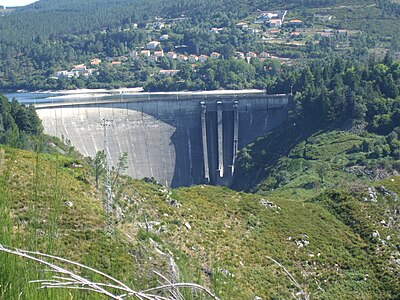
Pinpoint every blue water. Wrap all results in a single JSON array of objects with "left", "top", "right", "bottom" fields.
[{"left": 3, "top": 92, "right": 59, "bottom": 104}]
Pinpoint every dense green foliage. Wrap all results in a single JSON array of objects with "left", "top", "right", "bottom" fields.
[
  {"left": 0, "top": 95, "right": 42, "bottom": 148},
  {"left": 1, "top": 0, "right": 400, "bottom": 91},
  {"left": 233, "top": 58, "right": 400, "bottom": 191}
]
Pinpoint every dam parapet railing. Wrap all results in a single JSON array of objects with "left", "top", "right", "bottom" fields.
[{"left": 34, "top": 90, "right": 289, "bottom": 110}]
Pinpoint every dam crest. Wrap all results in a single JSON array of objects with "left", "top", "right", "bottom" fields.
[{"left": 36, "top": 91, "right": 289, "bottom": 187}]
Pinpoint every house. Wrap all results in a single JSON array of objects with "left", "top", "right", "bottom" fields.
[
  {"left": 210, "top": 27, "right": 224, "bottom": 34},
  {"left": 160, "top": 34, "right": 169, "bottom": 41},
  {"left": 255, "top": 10, "right": 286, "bottom": 24},
  {"left": 210, "top": 52, "right": 221, "bottom": 59},
  {"left": 248, "top": 28, "right": 260, "bottom": 35},
  {"left": 141, "top": 50, "right": 151, "bottom": 57},
  {"left": 111, "top": 61, "right": 122, "bottom": 66},
  {"left": 289, "top": 20, "right": 303, "bottom": 26},
  {"left": 259, "top": 51, "right": 271, "bottom": 58},
  {"left": 269, "top": 19, "right": 282, "bottom": 28},
  {"left": 154, "top": 50, "right": 164, "bottom": 58},
  {"left": 146, "top": 41, "right": 161, "bottom": 50},
  {"left": 236, "top": 22, "right": 248, "bottom": 28},
  {"left": 166, "top": 51, "right": 177, "bottom": 59},
  {"left": 177, "top": 54, "right": 188, "bottom": 61},
  {"left": 246, "top": 51, "right": 257, "bottom": 58},
  {"left": 159, "top": 69, "right": 180, "bottom": 76},
  {"left": 188, "top": 54, "right": 199, "bottom": 62},
  {"left": 56, "top": 70, "right": 75, "bottom": 78},
  {"left": 151, "top": 22, "right": 165, "bottom": 30},
  {"left": 80, "top": 69, "right": 96, "bottom": 77},
  {"left": 319, "top": 32, "right": 334, "bottom": 37},
  {"left": 199, "top": 54, "right": 208, "bottom": 62},
  {"left": 314, "top": 14, "right": 333, "bottom": 22},
  {"left": 235, "top": 51, "right": 245, "bottom": 60},
  {"left": 148, "top": 55, "right": 158, "bottom": 62},
  {"left": 72, "top": 64, "right": 86, "bottom": 71},
  {"left": 337, "top": 29, "right": 348, "bottom": 35},
  {"left": 290, "top": 32, "right": 302, "bottom": 38},
  {"left": 90, "top": 58, "right": 102, "bottom": 66},
  {"left": 130, "top": 50, "right": 139, "bottom": 59},
  {"left": 269, "top": 29, "right": 280, "bottom": 35}
]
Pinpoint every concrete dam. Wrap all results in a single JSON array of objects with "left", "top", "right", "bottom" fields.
[{"left": 36, "top": 91, "right": 289, "bottom": 187}]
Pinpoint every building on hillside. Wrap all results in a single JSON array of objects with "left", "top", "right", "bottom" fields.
[
  {"left": 150, "top": 22, "right": 165, "bottom": 30},
  {"left": 154, "top": 50, "right": 164, "bottom": 58},
  {"left": 246, "top": 51, "right": 257, "bottom": 59},
  {"left": 290, "top": 32, "right": 302, "bottom": 38},
  {"left": 166, "top": 51, "right": 177, "bottom": 59},
  {"left": 159, "top": 69, "right": 180, "bottom": 76},
  {"left": 259, "top": 51, "right": 271, "bottom": 58},
  {"left": 210, "top": 27, "right": 224, "bottom": 34},
  {"left": 199, "top": 54, "right": 208, "bottom": 62},
  {"left": 269, "top": 19, "right": 282, "bottom": 28},
  {"left": 255, "top": 10, "right": 287, "bottom": 24},
  {"left": 72, "top": 64, "right": 87, "bottom": 71},
  {"left": 160, "top": 34, "right": 169, "bottom": 41},
  {"left": 337, "top": 29, "right": 348, "bottom": 35},
  {"left": 289, "top": 20, "right": 303, "bottom": 26},
  {"left": 235, "top": 51, "right": 245, "bottom": 60},
  {"left": 177, "top": 54, "right": 188, "bottom": 61},
  {"left": 236, "top": 22, "right": 248, "bottom": 29},
  {"left": 90, "top": 58, "right": 102, "bottom": 66},
  {"left": 141, "top": 50, "right": 151, "bottom": 57},
  {"left": 314, "top": 14, "right": 333, "bottom": 22},
  {"left": 130, "top": 50, "right": 139, "bottom": 59},
  {"left": 188, "top": 54, "right": 199, "bottom": 62},
  {"left": 248, "top": 28, "right": 261, "bottom": 35},
  {"left": 210, "top": 52, "right": 221, "bottom": 59},
  {"left": 146, "top": 41, "right": 161, "bottom": 50}
]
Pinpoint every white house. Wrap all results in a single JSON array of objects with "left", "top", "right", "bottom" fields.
[
  {"left": 166, "top": 51, "right": 177, "bottom": 59},
  {"left": 159, "top": 69, "right": 180, "bottom": 76},
  {"left": 160, "top": 34, "right": 169, "bottom": 41},
  {"left": 146, "top": 41, "right": 161, "bottom": 50}
]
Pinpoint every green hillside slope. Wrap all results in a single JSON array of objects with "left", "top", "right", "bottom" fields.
[{"left": 1, "top": 143, "right": 399, "bottom": 299}]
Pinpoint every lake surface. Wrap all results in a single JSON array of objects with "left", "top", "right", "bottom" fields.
[
  {"left": 3, "top": 91, "right": 123, "bottom": 104},
  {"left": 3, "top": 92, "right": 59, "bottom": 104}
]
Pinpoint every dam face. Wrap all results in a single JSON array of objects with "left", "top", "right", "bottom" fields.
[{"left": 36, "top": 92, "right": 289, "bottom": 187}]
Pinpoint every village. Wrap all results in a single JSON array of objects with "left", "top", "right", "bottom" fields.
[{"left": 53, "top": 9, "right": 356, "bottom": 80}]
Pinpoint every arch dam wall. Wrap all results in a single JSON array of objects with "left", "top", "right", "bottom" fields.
[{"left": 36, "top": 92, "right": 289, "bottom": 188}]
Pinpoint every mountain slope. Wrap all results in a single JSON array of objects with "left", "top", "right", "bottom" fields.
[{"left": 1, "top": 143, "right": 399, "bottom": 299}]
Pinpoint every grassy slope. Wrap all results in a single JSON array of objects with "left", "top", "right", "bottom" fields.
[{"left": 1, "top": 136, "right": 399, "bottom": 299}]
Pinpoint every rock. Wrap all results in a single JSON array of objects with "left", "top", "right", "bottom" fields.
[
  {"left": 372, "top": 230, "right": 380, "bottom": 238},
  {"left": 376, "top": 186, "right": 391, "bottom": 196},
  {"left": 259, "top": 198, "right": 280, "bottom": 209},
  {"left": 64, "top": 201, "right": 73, "bottom": 207},
  {"left": 184, "top": 222, "right": 191, "bottom": 230}
]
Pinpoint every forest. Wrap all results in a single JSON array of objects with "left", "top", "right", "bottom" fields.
[
  {"left": 0, "top": 0, "right": 400, "bottom": 91},
  {"left": 0, "top": 95, "right": 42, "bottom": 149}
]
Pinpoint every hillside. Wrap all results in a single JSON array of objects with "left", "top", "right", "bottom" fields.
[
  {"left": 1, "top": 0, "right": 400, "bottom": 91},
  {"left": 1, "top": 139, "right": 400, "bottom": 299}
]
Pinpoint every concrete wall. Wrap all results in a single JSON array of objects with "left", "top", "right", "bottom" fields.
[{"left": 36, "top": 93, "right": 289, "bottom": 187}]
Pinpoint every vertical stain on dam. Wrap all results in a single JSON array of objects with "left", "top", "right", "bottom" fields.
[{"left": 36, "top": 92, "right": 289, "bottom": 188}]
